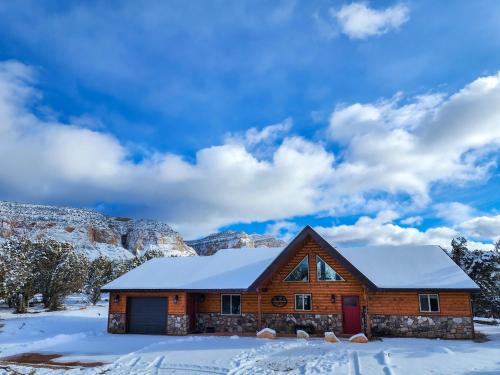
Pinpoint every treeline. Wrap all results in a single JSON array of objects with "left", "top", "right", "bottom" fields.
[
  {"left": 450, "top": 237, "right": 500, "bottom": 318},
  {"left": 0, "top": 238, "right": 166, "bottom": 313}
]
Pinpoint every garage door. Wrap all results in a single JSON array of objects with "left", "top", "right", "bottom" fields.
[{"left": 127, "top": 297, "right": 167, "bottom": 335}]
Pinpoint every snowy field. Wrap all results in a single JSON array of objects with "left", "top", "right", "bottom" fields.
[{"left": 1, "top": 304, "right": 499, "bottom": 374}]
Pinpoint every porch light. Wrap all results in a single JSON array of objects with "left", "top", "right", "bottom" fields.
[
  {"left": 114, "top": 294, "right": 120, "bottom": 304},
  {"left": 173, "top": 295, "right": 179, "bottom": 304},
  {"left": 330, "top": 294, "right": 336, "bottom": 304}
]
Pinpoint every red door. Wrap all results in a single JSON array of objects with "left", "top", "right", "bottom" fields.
[{"left": 342, "top": 296, "right": 361, "bottom": 334}]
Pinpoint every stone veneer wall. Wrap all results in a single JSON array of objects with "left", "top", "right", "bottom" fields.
[
  {"left": 370, "top": 315, "right": 474, "bottom": 339},
  {"left": 108, "top": 313, "right": 126, "bottom": 333},
  {"left": 196, "top": 313, "right": 257, "bottom": 333},
  {"left": 167, "top": 315, "right": 188, "bottom": 335},
  {"left": 196, "top": 313, "right": 343, "bottom": 334},
  {"left": 261, "top": 313, "right": 343, "bottom": 334}
]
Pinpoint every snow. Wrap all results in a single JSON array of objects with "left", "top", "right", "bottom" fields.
[
  {"left": 349, "top": 333, "right": 368, "bottom": 341},
  {"left": 103, "top": 247, "right": 284, "bottom": 291},
  {"left": 257, "top": 328, "right": 276, "bottom": 336},
  {"left": 338, "top": 245, "right": 479, "bottom": 289},
  {"left": 1, "top": 303, "right": 500, "bottom": 374}
]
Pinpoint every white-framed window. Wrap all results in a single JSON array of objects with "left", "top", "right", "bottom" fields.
[
  {"left": 419, "top": 294, "right": 440, "bottom": 312},
  {"left": 221, "top": 294, "right": 241, "bottom": 315},
  {"left": 295, "top": 293, "right": 312, "bottom": 311},
  {"left": 284, "top": 256, "right": 309, "bottom": 282},
  {"left": 316, "top": 255, "right": 344, "bottom": 281}
]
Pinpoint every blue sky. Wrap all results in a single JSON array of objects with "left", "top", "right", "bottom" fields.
[{"left": 0, "top": 1, "right": 499, "bottom": 246}]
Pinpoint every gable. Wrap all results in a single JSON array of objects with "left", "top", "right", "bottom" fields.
[
  {"left": 249, "top": 226, "right": 375, "bottom": 291},
  {"left": 259, "top": 235, "right": 366, "bottom": 290}
]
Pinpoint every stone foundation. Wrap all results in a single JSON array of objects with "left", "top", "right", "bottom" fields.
[
  {"left": 196, "top": 313, "right": 257, "bottom": 333},
  {"left": 261, "top": 314, "right": 343, "bottom": 334},
  {"left": 370, "top": 315, "right": 474, "bottom": 339},
  {"left": 167, "top": 314, "right": 188, "bottom": 335},
  {"left": 108, "top": 313, "right": 126, "bottom": 333}
]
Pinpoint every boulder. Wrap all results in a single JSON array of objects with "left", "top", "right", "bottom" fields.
[
  {"left": 324, "top": 331, "right": 340, "bottom": 343},
  {"left": 296, "top": 330, "right": 309, "bottom": 340},
  {"left": 349, "top": 333, "right": 368, "bottom": 343},
  {"left": 257, "top": 328, "right": 276, "bottom": 339}
]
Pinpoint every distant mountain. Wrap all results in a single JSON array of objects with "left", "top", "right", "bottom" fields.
[
  {"left": 0, "top": 201, "right": 196, "bottom": 259},
  {"left": 186, "top": 230, "right": 286, "bottom": 256}
]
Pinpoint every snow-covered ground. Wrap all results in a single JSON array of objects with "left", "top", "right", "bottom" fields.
[{"left": 1, "top": 304, "right": 499, "bottom": 374}]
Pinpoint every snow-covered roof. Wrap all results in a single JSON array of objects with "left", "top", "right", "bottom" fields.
[
  {"left": 102, "top": 247, "right": 284, "bottom": 291},
  {"left": 336, "top": 245, "right": 479, "bottom": 290},
  {"left": 103, "top": 228, "right": 479, "bottom": 291}
]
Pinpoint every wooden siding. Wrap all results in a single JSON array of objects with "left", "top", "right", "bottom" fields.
[
  {"left": 197, "top": 237, "right": 366, "bottom": 314},
  {"left": 109, "top": 292, "right": 186, "bottom": 315},
  {"left": 368, "top": 291, "right": 473, "bottom": 316},
  {"left": 261, "top": 237, "right": 366, "bottom": 314}
]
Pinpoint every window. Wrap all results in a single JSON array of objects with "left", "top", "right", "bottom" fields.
[
  {"left": 284, "top": 256, "right": 309, "bottom": 282},
  {"left": 221, "top": 294, "right": 241, "bottom": 315},
  {"left": 419, "top": 294, "right": 440, "bottom": 312},
  {"left": 295, "top": 294, "right": 312, "bottom": 311},
  {"left": 316, "top": 255, "right": 344, "bottom": 281}
]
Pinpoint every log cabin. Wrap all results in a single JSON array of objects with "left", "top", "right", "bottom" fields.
[{"left": 102, "top": 226, "right": 479, "bottom": 339}]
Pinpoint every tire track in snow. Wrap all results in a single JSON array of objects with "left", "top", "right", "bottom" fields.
[{"left": 349, "top": 350, "right": 362, "bottom": 375}]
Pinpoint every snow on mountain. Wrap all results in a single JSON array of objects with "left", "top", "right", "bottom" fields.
[
  {"left": 0, "top": 201, "right": 196, "bottom": 259},
  {"left": 186, "top": 230, "right": 286, "bottom": 256}
]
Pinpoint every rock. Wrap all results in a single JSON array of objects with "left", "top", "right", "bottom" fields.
[
  {"left": 296, "top": 330, "right": 309, "bottom": 339},
  {"left": 257, "top": 328, "right": 276, "bottom": 339},
  {"left": 324, "top": 332, "right": 340, "bottom": 343},
  {"left": 349, "top": 333, "right": 368, "bottom": 343},
  {"left": 186, "top": 230, "right": 286, "bottom": 256},
  {"left": 0, "top": 201, "right": 196, "bottom": 260}
]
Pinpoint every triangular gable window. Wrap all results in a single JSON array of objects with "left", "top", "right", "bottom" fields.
[
  {"left": 284, "top": 255, "right": 309, "bottom": 282},
  {"left": 316, "top": 255, "right": 344, "bottom": 281}
]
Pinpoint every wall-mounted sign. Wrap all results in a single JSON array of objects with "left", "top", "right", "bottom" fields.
[{"left": 271, "top": 295, "right": 287, "bottom": 307}]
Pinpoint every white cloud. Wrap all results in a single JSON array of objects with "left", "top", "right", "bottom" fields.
[
  {"left": 327, "top": 73, "right": 500, "bottom": 208},
  {"left": 0, "top": 61, "right": 334, "bottom": 238},
  {"left": 315, "top": 211, "right": 493, "bottom": 250},
  {"left": 460, "top": 215, "right": 500, "bottom": 241},
  {"left": 333, "top": 2, "right": 409, "bottom": 39},
  {"left": 265, "top": 220, "right": 299, "bottom": 242},
  {"left": 400, "top": 216, "right": 423, "bottom": 226},
  {"left": 434, "top": 202, "right": 475, "bottom": 225},
  {"left": 1, "top": 60, "right": 499, "bottom": 244}
]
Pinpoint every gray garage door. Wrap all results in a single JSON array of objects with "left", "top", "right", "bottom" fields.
[{"left": 127, "top": 297, "right": 167, "bottom": 335}]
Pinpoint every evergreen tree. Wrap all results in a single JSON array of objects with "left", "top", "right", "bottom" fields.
[
  {"left": 34, "top": 240, "right": 88, "bottom": 311},
  {"left": 0, "top": 238, "right": 38, "bottom": 313},
  {"left": 451, "top": 236, "right": 468, "bottom": 265},
  {"left": 449, "top": 238, "right": 500, "bottom": 318},
  {"left": 85, "top": 256, "right": 113, "bottom": 305}
]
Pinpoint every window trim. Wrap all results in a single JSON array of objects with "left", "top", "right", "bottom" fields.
[
  {"left": 294, "top": 293, "right": 312, "bottom": 311},
  {"left": 418, "top": 293, "right": 440, "bottom": 313},
  {"left": 220, "top": 294, "right": 241, "bottom": 316},
  {"left": 284, "top": 255, "right": 310, "bottom": 282},
  {"left": 315, "top": 255, "right": 345, "bottom": 282}
]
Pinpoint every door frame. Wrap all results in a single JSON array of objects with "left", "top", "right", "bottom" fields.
[{"left": 341, "top": 295, "right": 361, "bottom": 334}]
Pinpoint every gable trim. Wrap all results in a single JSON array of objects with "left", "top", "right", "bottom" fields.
[{"left": 248, "top": 226, "right": 379, "bottom": 291}]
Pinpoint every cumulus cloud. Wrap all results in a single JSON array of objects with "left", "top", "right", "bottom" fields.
[
  {"left": 265, "top": 220, "right": 299, "bottom": 242},
  {"left": 333, "top": 2, "right": 409, "bottom": 39},
  {"left": 1, "top": 59, "right": 499, "bottom": 245},
  {"left": 0, "top": 61, "right": 334, "bottom": 238},
  {"left": 315, "top": 211, "right": 493, "bottom": 250},
  {"left": 459, "top": 215, "right": 500, "bottom": 242},
  {"left": 328, "top": 74, "right": 500, "bottom": 207}
]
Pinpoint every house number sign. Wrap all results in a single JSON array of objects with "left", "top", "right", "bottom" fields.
[{"left": 271, "top": 295, "right": 287, "bottom": 307}]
